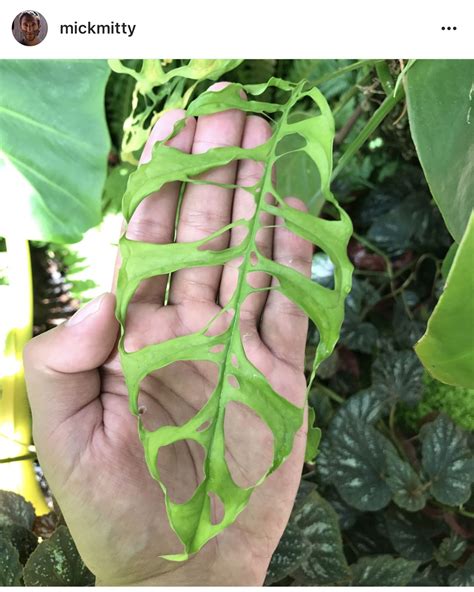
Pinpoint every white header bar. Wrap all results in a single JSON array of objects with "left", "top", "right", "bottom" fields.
[{"left": 0, "top": 0, "right": 472, "bottom": 59}]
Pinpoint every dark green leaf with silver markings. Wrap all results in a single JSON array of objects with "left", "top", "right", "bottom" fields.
[
  {"left": 435, "top": 534, "right": 467, "bottom": 567},
  {"left": 0, "top": 490, "right": 35, "bottom": 529},
  {"left": 0, "top": 536, "right": 23, "bottom": 585},
  {"left": 448, "top": 556, "right": 474, "bottom": 587},
  {"left": 0, "top": 524, "right": 38, "bottom": 564},
  {"left": 384, "top": 508, "right": 437, "bottom": 562},
  {"left": 351, "top": 554, "right": 421, "bottom": 586},
  {"left": 23, "top": 525, "right": 95, "bottom": 586},
  {"left": 265, "top": 523, "right": 310, "bottom": 584},
  {"left": 293, "top": 491, "right": 350, "bottom": 585},
  {"left": 420, "top": 414, "right": 474, "bottom": 506},
  {"left": 372, "top": 350, "right": 424, "bottom": 407},
  {"left": 385, "top": 448, "right": 427, "bottom": 511},
  {"left": 328, "top": 420, "right": 396, "bottom": 511}
]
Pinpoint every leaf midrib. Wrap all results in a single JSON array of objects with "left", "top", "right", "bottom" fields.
[{"left": 186, "top": 82, "right": 305, "bottom": 552}]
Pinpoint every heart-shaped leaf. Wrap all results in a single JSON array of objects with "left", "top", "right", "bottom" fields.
[
  {"left": 420, "top": 414, "right": 474, "bottom": 506},
  {"left": 23, "top": 525, "right": 95, "bottom": 586},
  {"left": 385, "top": 448, "right": 427, "bottom": 512},
  {"left": 293, "top": 491, "right": 351, "bottom": 585}
]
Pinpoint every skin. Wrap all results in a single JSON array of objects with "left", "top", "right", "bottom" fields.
[
  {"left": 23, "top": 82, "right": 313, "bottom": 585},
  {"left": 19, "top": 15, "right": 41, "bottom": 46}
]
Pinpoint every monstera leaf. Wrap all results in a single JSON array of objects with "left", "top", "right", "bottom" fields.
[{"left": 115, "top": 79, "right": 353, "bottom": 559}]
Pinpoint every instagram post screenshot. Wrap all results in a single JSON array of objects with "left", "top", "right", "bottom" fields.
[{"left": 0, "top": 0, "right": 473, "bottom": 587}]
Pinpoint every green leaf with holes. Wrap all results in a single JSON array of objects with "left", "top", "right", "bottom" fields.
[
  {"left": 351, "top": 555, "right": 421, "bottom": 586},
  {"left": 293, "top": 491, "right": 351, "bottom": 585},
  {"left": 0, "top": 60, "right": 110, "bottom": 242},
  {"left": 406, "top": 60, "right": 474, "bottom": 242},
  {"left": 420, "top": 414, "right": 474, "bottom": 506},
  {"left": 23, "top": 525, "right": 95, "bottom": 586},
  {"left": 115, "top": 79, "right": 353, "bottom": 559},
  {"left": 0, "top": 536, "right": 23, "bottom": 585},
  {"left": 415, "top": 212, "right": 474, "bottom": 388}
]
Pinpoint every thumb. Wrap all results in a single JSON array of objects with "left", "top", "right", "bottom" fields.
[{"left": 24, "top": 292, "right": 119, "bottom": 439}]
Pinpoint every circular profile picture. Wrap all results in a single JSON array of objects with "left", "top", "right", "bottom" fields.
[{"left": 12, "top": 10, "right": 48, "bottom": 46}]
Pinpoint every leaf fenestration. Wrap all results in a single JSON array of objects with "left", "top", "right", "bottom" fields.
[{"left": 115, "top": 79, "right": 353, "bottom": 559}]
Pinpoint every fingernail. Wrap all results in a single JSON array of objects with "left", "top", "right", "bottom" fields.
[
  {"left": 140, "top": 110, "right": 187, "bottom": 165},
  {"left": 208, "top": 81, "right": 246, "bottom": 100},
  {"left": 66, "top": 294, "right": 106, "bottom": 327}
]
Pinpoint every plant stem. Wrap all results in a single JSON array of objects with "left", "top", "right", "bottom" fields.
[
  {"left": 333, "top": 71, "right": 372, "bottom": 116},
  {"left": 375, "top": 61, "right": 395, "bottom": 96},
  {"left": 0, "top": 237, "right": 48, "bottom": 514},
  {"left": 332, "top": 89, "right": 404, "bottom": 182},
  {"left": 312, "top": 59, "right": 383, "bottom": 88},
  {"left": 314, "top": 382, "right": 345, "bottom": 405}
]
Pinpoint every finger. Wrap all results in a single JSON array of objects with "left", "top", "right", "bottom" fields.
[
  {"left": 24, "top": 293, "right": 119, "bottom": 445},
  {"left": 260, "top": 199, "right": 313, "bottom": 371},
  {"left": 112, "top": 110, "right": 196, "bottom": 304},
  {"left": 169, "top": 82, "right": 247, "bottom": 305},
  {"left": 219, "top": 115, "right": 274, "bottom": 323}
]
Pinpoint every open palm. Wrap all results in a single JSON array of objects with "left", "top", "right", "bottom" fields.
[{"left": 24, "top": 83, "right": 312, "bottom": 586}]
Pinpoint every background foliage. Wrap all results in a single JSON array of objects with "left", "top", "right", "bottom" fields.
[{"left": 0, "top": 59, "right": 473, "bottom": 586}]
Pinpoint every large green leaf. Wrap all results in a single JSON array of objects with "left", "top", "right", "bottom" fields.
[
  {"left": 415, "top": 212, "right": 474, "bottom": 387},
  {"left": 0, "top": 60, "right": 110, "bottom": 243},
  {"left": 406, "top": 60, "right": 474, "bottom": 242},
  {"left": 115, "top": 79, "right": 353, "bottom": 559}
]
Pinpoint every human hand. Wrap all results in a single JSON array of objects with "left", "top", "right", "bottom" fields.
[{"left": 24, "top": 82, "right": 312, "bottom": 586}]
